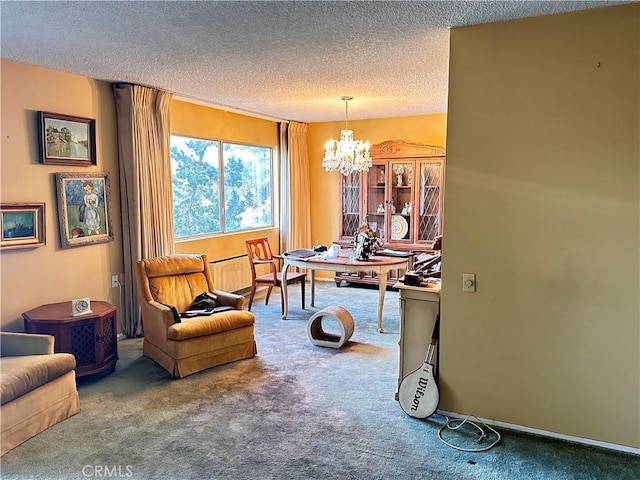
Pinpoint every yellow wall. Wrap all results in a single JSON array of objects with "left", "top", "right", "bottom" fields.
[
  {"left": 307, "top": 114, "right": 447, "bottom": 277},
  {"left": 442, "top": 4, "right": 639, "bottom": 449},
  {"left": 171, "top": 100, "right": 280, "bottom": 260},
  {"left": 0, "top": 59, "right": 124, "bottom": 330}
]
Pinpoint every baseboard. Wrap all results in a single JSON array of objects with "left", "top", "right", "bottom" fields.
[{"left": 437, "top": 409, "right": 640, "bottom": 455}]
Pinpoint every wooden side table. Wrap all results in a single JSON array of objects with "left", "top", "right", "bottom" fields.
[{"left": 22, "top": 300, "right": 118, "bottom": 378}]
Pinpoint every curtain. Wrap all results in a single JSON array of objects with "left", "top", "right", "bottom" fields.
[
  {"left": 285, "top": 121, "right": 312, "bottom": 251},
  {"left": 278, "top": 122, "right": 290, "bottom": 251},
  {"left": 113, "top": 84, "right": 174, "bottom": 337}
]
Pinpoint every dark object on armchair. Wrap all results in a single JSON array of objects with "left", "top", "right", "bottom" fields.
[{"left": 245, "top": 237, "right": 306, "bottom": 315}]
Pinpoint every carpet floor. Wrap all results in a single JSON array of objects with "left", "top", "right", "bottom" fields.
[{"left": 1, "top": 282, "right": 638, "bottom": 479}]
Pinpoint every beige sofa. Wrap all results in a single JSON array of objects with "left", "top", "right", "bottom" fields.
[{"left": 0, "top": 332, "right": 80, "bottom": 456}]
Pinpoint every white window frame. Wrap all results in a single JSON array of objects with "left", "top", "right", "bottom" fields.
[{"left": 170, "top": 134, "right": 275, "bottom": 240}]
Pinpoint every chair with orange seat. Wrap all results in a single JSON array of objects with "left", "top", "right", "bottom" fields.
[{"left": 245, "top": 237, "right": 306, "bottom": 315}]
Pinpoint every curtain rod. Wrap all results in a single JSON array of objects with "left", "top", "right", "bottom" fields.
[{"left": 173, "top": 94, "right": 289, "bottom": 124}]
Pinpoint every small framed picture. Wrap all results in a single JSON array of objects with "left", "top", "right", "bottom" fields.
[
  {"left": 39, "top": 111, "right": 96, "bottom": 166},
  {"left": 0, "top": 203, "right": 46, "bottom": 250},
  {"left": 55, "top": 172, "right": 113, "bottom": 249}
]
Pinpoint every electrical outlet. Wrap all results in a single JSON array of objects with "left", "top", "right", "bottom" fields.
[
  {"left": 462, "top": 273, "right": 476, "bottom": 292},
  {"left": 111, "top": 274, "right": 119, "bottom": 288}
]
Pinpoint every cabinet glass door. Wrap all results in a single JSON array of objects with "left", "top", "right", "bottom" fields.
[
  {"left": 365, "top": 164, "right": 387, "bottom": 241},
  {"left": 390, "top": 161, "right": 413, "bottom": 243},
  {"left": 418, "top": 161, "right": 443, "bottom": 242},
  {"left": 341, "top": 171, "right": 361, "bottom": 237}
]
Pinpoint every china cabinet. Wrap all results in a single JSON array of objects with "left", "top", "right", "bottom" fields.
[{"left": 335, "top": 140, "right": 445, "bottom": 287}]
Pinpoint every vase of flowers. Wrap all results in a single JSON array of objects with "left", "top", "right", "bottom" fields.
[{"left": 350, "top": 218, "right": 383, "bottom": 261}]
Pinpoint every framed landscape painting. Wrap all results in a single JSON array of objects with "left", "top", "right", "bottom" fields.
[
  {"left": 39, "top": 111, "right": 96, "bottom": 166},
  {"left": 55, "top": 172, "right": 113, "bottom": 248},
  {"left": 0, "top": 203, "right": 46, "bottom": 250}
]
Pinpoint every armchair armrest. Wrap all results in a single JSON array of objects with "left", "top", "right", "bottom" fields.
[
  {"left": 0, "top": 332, "right": 54, "bottom": 357},
  {"left": 213, "top": 290, "right": 245, "bottom": 310},
  {"left": 138, "top": 300, "right": 179, "bottom": 344}
]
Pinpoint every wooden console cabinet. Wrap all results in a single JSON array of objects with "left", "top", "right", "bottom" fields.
[
  {"left": 23, "top": 300, "right": 118, "bottom": 378},
  {"left": 394, "top": 282, "right": 440, "bottom": 400}
]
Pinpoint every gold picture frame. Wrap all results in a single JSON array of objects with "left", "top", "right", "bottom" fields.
[
  {"left": 55, "top": 172, "right": 113, "bottom": 249},
  {"left": 0, "top": 203, "right": 46, "bottom": 250},
  {"left": 39, "top": 111, "right": 96, "bottom": 166}
]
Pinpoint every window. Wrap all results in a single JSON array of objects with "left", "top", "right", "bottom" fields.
[{"left": 170, "top": 135, "right": 273, "bottom": 239}]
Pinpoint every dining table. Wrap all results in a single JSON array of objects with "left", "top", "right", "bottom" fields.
[{"left": 281, "top": 251, "right": 411, "bottom": 333}]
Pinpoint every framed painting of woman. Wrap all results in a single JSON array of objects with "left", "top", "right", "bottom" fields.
[{"left": 55, "top": 172, "right": 113, "bottom": 248}]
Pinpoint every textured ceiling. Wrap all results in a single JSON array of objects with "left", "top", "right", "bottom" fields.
[{"left": 0, "top": 1, "right": 628, "bottom": 122}]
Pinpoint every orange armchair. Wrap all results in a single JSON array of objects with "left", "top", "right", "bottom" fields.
[
  {"left": 245, "top": 238, "right": 306, "bottom": 315},
  {"left": 135, "top": 254, "right": 256, "bottom": 378}
]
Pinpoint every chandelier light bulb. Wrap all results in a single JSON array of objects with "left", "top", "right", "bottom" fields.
[{"left": 322, "top": 97, "right": 371, "bottom": 176}]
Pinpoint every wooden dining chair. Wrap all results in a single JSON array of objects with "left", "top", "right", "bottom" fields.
[{"left": 245, "top": 237, "right": 306, "bottom": 314}]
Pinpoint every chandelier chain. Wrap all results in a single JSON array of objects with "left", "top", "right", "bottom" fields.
[{"left": 345, "top": 98, "right": 349, "bottom": 130}]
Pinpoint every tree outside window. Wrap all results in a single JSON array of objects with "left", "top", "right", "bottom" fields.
[
  {"left": 223, "top": 143, "right": 272, "bottom": 232},
  {"left": 170, "top": 135, "right": 273, "bottom": 239}
]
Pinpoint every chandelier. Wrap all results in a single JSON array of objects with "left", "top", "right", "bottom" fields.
[{"left": 322, "top": 96, "right": 371, "bottom": 176}]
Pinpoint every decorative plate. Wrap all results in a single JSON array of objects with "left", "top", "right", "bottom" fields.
[{"left": 391, "top": 215, "right": 409, "bottom": 240}]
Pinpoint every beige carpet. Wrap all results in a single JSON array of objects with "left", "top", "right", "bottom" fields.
[{"left": 1, "top": 282, "right": 638, "bottom": 479}]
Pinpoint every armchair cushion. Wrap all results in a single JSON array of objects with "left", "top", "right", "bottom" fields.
[
  {"left": 168, "top": 310, "right": 255, "bottom": 341},
  {"left": 148, "top": 273, "right": 210, "bottom": 313},
  {"left": 1, "top": 353, "right": 76, "bottom": 405}
]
